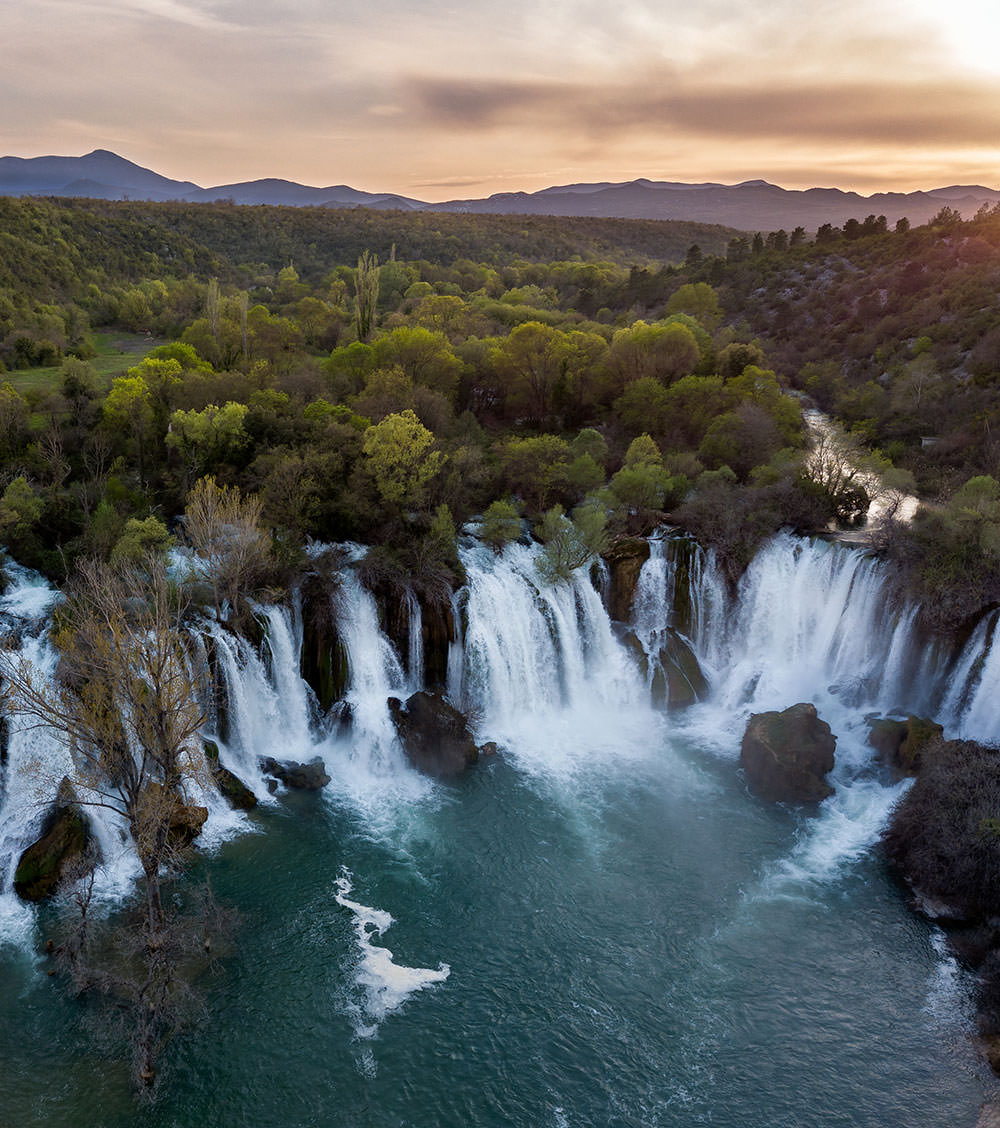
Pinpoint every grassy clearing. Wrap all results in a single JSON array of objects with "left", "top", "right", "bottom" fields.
[{"left": 3, "top": 331, "right": 161, "bottom": 395}]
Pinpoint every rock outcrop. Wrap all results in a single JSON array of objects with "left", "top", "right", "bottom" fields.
[
  {"left": 387, "top": 692, "right": 479, "bottom": 778},
  {"left": 260, "top": 755, "right": 331, "bottom": 790},
  {"left": 299, "top": 568, "right": 350, "bottom": 712},
  {"left": 602, "top": 538, "right": 651, "bottom": 622},
  {"left": 204, "top": 739, "right": 257, "bottom": 810},
  {"left": 621, "top": 628, "right": 708, "bottom": 709},
  {"left": 867, "top": 715, "right": 943, "bottom": 778},
  {"left": 881, "top": 736, "right": 1000, "bottom": 1074},
  {"left": 740, "top": 702, "right": 836, "bottom": 803},
  {"left": 13, "top": 779, "right": 93, "bottom": 901}
]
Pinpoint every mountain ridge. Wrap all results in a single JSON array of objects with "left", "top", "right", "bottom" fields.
[{"left": 2, "top": 148, "right": 997, "bottom": 231}]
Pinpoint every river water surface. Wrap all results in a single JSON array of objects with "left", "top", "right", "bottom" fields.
[{"left": 0, "top": 537, "right": 997, "bottom": 1126}]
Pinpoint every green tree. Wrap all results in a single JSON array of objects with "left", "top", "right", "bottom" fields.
[
  {"left": 103, "top": 375, "right": 154, "bottom": 483},
  {"left": 167, "top": 402, "right": 250, "bottom": 485},
  {"left": 500, "top": 321, "right": 570, "bottom": 424},
  {"left": 500, "top": 434, "right": 571, "bottom": 514},
  {"left": 110, "top": 516, "right": 173, "bottom": 566},
  {"left": 535, "top": 502, "right": 610, "bottom": 583},
  {"left": 372, "top": 327, "right": 462, "bottom": 398},
  {"left": 355, "top": 251, "right": 380, "bottom": 342},
  {"left": 362, "top": 409, "right": 443, "bottom": 509},
  {"left": 665, "top": 282, "right": 722, "bottom": 330},
  {"left": 480, "top": 499, "right": 522, "bottom": 550}
]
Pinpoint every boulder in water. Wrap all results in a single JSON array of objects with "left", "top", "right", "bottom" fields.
[
  {"left": 387, "top": 692, "right": 479, "bottom": 777},
  {"left": 260, "top": 755, "right": 331, "bottom": 790},
  {"left": 214, "top": 765, "right": 258, "bottom": 810},
  {"left": 140, "top": 782, "right": 208, "bottom": 849},
  {"left": 740, "top": 703, "right": 836, "bottom": 803},
  {"left": 13, "top": 779, "right": 94, "bottom": 901},
  {"left": 203, "top": 739, "right": 257, "bottom": 810},
  {"left": 868, "top": 715, "right": 943, "bottom": 778}
]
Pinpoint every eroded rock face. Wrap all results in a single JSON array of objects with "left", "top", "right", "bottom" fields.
[
  {"left": 260, "top": 756, "right": 331, "bottom": 790},
  {"left": 13, "top": 780, "right": 93, "bottom": 902},
  {"left": 299, "top": 571, "right": 350, "bottom": 713},
  {"left": 740, "top": 702, "right": 836, "bottom": 803},
  {"left": 620, "top": 629, "right": 709, "bottom": 710},
  {"left": 602, "top": 539, "right": 651, "bottom": 623},
  {"left": 387, "top": 692, "right": 479, "bottom": 778}
]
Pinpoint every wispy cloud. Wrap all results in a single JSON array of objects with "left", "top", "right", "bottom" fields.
[{"left": 0, "top": 0, "right": 997, "bottom": 194}]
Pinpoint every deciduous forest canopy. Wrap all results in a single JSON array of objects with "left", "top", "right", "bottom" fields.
[{"left": 1, "top": 196, "right": 1000, "bottom": 627}]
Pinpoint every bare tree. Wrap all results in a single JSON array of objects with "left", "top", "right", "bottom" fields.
[
  {"left": 1, "top": 556, "right": 210, "bottom": 1088},
  {"left": 182, "top": 475, "right": 272, "bottom": 621}
]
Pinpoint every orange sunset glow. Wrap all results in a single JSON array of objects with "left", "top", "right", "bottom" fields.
[{"left": 2, "top": 0, "right": 999, "bottom": 196}]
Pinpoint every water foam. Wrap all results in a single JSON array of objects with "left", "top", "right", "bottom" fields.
[{"left": 334, "top": 867, "right": 449, "bottom": 1040}]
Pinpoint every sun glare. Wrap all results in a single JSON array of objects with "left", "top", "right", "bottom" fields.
[{"left": 914, "top": 0, "right": 1000, "bottom": 75}]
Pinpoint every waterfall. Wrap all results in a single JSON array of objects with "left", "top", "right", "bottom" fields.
[
  {"left": 948, "top": 612, "right": 1000, "bottom": 741},
  {"left": 454, "top": 541, "right": 655, "bottom": 777},
  {"left": 697, "top": 532, "right": 925, "bottom": 716},
  {"left": 200, "top": 612, "right": 309, "bottom": 797},
  {"left": 632, "top": 530, "right": 1000, "bottom": 889},
  {"left": 0, "top": 567, "right": 136, "bottom": 939},
  {"left": 6, "top": 524, "right": 1000, "bottom": 930},
  {"left": 405, "top": 590, "right": 424, "bottom": 693}
]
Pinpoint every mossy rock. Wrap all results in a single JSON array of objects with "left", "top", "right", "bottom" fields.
[
  {"left": 740, "top": 702, "right": 836, "bottom": 804},
  {"left": 213, "top": 764, "right": 257, "bottom": 811},
  {"left": 899, "top": 716, "right": 944, "bottom": 773},
  {"left": 14, "top": 794, "right": 91, "bottom": 902},
  {"left": 618, "top": 627, "right": 708, "bottom": 709},
  {"left": 299, "top": 573, "right": 350, "bottom": 711},
  {"left": 868, "top": 715, "right": 943, "bottom": 778},
  {"left": 421, "top": 598, "right": 456, "bottom": 692}
]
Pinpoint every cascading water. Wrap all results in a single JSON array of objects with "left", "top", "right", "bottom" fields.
[
  {"left": 404, "top": 590, "right": 423, "bottom": 693},
  {"left": 329, "top": 568, "right": 426, "bottom": 799},
  {"left": 453, "top": 541, "right": 660, "bottom": 781},
  {"left": 3, "top": 537, "right": 999, "bottom": 1125},
  {"left": 633, "top": 530, "right": 1000, "bottom": 891},
  {"left": 200, "top": 612, "right": 305, "bottom": 799},
  {"left": 0, "top": 567, "right": 137, "bottom": 939}
]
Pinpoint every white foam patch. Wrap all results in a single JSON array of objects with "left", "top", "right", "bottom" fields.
[
  {"left": 335, "top": 868, "right": 449, "bottom": 1040},
  {"left": 924, "top": 929, "right": 975, "bottom": 1033},
  {"left": 0, "top": 890, "right": 38, "bottom": 949},
  {"left": 761, "top": 777, "right": 910, "bottom": 896}
]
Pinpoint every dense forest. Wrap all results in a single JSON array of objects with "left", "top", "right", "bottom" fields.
[{"left": 1, "top": 195, "right": 1000, "bottom": 630}]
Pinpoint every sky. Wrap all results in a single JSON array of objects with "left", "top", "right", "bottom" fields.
[{"left": 3, "top": 0, "right": 1000, "bottom": 199}]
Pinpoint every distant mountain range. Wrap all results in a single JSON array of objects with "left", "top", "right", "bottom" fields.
[{"left": 3, "top": 149, "right": 999, "bottom": 232}]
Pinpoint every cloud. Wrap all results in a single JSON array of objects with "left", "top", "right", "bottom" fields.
[
  {"left": 402, "top": 71, "right": 1000, "bottom": 150},
  {"left": 126, "top": 0, "right": 239, "bottom": 32},
  {"left": 1, "top": 0, "right": 997, "bottom": 195}
]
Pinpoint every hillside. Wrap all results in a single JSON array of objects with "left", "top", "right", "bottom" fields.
[{"left": 3, "top": 149, "right": 998, "bottom": 231}]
